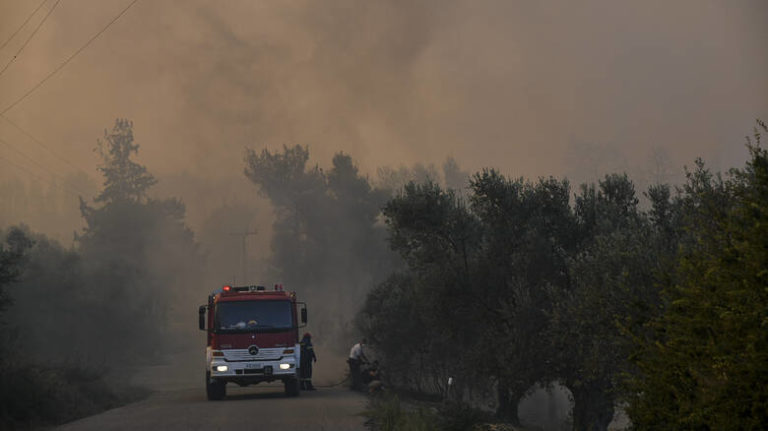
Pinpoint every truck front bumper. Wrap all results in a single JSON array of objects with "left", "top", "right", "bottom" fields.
[{"left": 209, "top": 358, "right": 297, "bottom": 384}]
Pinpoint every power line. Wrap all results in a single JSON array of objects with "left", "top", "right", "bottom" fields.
[
  {"left": 0, "top": 135, "right": 86, "bottom": 196},
  {"left": 0, "top": 152, "right": 54, "bottom": 189},
  {"left": 0, "top": 114, "right": 92, "bottom": 174},
  {"left": 0, "top": 152, "right": 80, "bottom": 198},
  {"left": 0, "top": 0, "right": 48, "bottom": 53},
  {"left": 0, "top": 134, "right": 67, "bottom": 180},
  {"left": 0, "top": 0, "right": 61, "bottom": 78},
  {"left": 0, "top": 0, "right": 141, "bottom": 116}
]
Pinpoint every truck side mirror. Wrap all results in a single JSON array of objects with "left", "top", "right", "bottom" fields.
[
  {"left": 198, "top": 305, "right": 206, "bottom": 331},
  {"left": 301, "top": 307, "right": 307, "bottom": 324}
]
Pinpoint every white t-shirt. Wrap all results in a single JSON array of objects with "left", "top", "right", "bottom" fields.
[{"left": 349, "top": 343, "right": 365, "bottom": 360}]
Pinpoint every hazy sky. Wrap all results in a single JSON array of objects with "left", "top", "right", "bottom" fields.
[{"left": 0, "top": 0, "right": 766, "bottom": 192}]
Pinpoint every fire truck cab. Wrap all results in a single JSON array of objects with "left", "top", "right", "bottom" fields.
[{"left": 198, "top": 284, "right": 307, "bottom": 400}]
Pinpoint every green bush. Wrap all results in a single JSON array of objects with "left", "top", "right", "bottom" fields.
[{"left": 627, "top": 121, "right": 768, "bottom": 429}]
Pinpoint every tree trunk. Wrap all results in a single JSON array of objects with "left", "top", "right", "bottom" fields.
[
  {"left": 570, "top": 383, "right": 614, "bottom": 431},
  {"left": 495, "top": 380, "right": 521, "bottom": 425}
]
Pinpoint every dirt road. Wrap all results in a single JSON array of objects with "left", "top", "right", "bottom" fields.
[{"left": 57, "top": 384, "right": 367, "bottom": 431}]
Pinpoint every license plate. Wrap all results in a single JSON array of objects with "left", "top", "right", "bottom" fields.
[{"left": 245, "top": 363, "right": 261, "bottom": 369}]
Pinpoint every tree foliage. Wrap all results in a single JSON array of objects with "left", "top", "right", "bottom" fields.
[
  {"left": 627, "top": 120, "right": 768, "bottom": 429},
  {"left": 0, "top": 118, "right": 203, "bottom": 427},
  {"left": 0, "top": 227, "right": 32, "bottom": 314},
  {"left": 550, "top": 174, "right": 667, "bottom": 430},
  {"left": 0, "top": 227, "right": 32, "bottom": 364},
  {"left": 360, "top": 172, "right": 584, "bottom": 425},
  {"left": 244, "top": 146, "right": 393, "bottom": 350},
  {"left": 372, "top": 181, "right": 481, "bottom": 395},
  {"left": 0, "top": 227, "right": 138, "bottom": 429},
  {"left": 76, "top": 118, "right": 201, "bottom": 364},
  {"left": 93, "top": 119, "right": 157, "bottom": 204},
  {"left": 364, "top": 170, "right": 675, "bottom": 429},
  {"left": 360, "top": 122, "right": 768, "bottom": 430},
  {"left": 470, "top": 171, "right": 575, "bottom": 423}
]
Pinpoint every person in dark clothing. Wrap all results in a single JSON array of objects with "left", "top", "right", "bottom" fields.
[{"left": 299, "top": 332, "right": 317, "bottom": 390}]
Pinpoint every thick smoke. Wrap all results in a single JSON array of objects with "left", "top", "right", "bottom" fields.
[
  {"left": 0, "top": 0, "right": 765, "bottom": 406},
  {"left": 0, "top": 0, "right": 764, "bottom": 190}
]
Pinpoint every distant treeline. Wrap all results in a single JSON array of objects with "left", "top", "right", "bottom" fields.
[{"left": 357, "top": 120, "right": 768, "bottom": 430}]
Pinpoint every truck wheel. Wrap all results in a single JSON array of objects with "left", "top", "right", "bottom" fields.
[
  {"left": 206, "top": 372, "right": 226, "bottom": 400},
  {"left": 284, "top": 377, "right": 300, "bottom": 397}
]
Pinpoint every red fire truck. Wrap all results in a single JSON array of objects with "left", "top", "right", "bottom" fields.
[{"left": 198, "top": 284, "right": 307, "bottom": 400}]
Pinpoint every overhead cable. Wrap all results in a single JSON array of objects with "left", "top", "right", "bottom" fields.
[
  {"left": 0, "top": 0, "right": 48, "bottom": 53},
  {"left": 0, "top": 152, "right": 82, "bottom": 198},
  {"left": 0, "top": 114, "right": 91, "bottom": 174},
  {"left": 0, "top": 152, "right": 54, "bottom": 190},
  {"left": 0, "top": 0, "right": 141, "bottom": 116},
  {"left": 0, "top": 135, "right": 87, "bottom": 195},
  {"left": 0, "top": 0, "right": 61, "bottom": 78}
]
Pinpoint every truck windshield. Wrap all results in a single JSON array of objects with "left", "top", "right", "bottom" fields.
[{"left": 214, "top": 301, "right": 293, "bottom": 333}]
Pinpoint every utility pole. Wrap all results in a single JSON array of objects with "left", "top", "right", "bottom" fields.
[{"left": 230, "top": 229, "right": 257, "bottom": 284}]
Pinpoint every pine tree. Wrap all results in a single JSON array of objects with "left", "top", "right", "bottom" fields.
[{"left": 77, "top": 119, "right": 200, "bottom": 365}]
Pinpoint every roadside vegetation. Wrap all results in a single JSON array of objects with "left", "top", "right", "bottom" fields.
[
  {"left": 359, "top": 120, "right": 768, "bottom": 430},
  {"left": 0, "top": 119, "right": 200, "bottom": 428},
  {"left": 364, "top": 393, "right": 497, "bottom": 431}
]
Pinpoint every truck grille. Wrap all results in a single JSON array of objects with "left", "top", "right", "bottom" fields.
[{"left": 223, "top": 347, "right": 283, "bottom": 362}]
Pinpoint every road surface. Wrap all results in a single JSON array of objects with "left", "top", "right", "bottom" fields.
[
  {"left": 57, "top": 384, "right": 367, "bottom": 431},
  {"left": 56, "top": 343, "right": 367, "bottom": 431}
]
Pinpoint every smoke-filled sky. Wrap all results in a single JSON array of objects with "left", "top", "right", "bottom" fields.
[{"left": 0, "top": 0, "right": 766, "bottom": 203}]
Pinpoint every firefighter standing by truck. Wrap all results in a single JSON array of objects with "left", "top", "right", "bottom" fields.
[{"left": 300, "top": 333, "right": 317, "bottom": 390}]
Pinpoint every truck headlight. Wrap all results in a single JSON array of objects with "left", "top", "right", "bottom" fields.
[
  {"left": 216, "top": 365, "right": 228, "bottom": 372},
  {"left": 279, "top": 363, "right": 291, "bottom": 370}
]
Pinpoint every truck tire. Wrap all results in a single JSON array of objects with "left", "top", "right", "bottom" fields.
[
  {"left": 206, "top": 372, "right": 226, "bottom": 400},
  {"left": 284, "top": 377, "right": 300, "bottom": 397}
]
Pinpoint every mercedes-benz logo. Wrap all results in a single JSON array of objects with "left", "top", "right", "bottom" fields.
[{"left": 248, "top": 345, "right": 259, "bottom": 356}]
